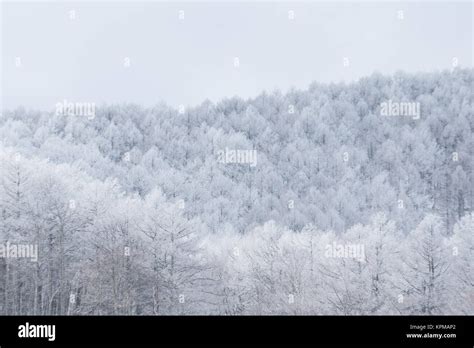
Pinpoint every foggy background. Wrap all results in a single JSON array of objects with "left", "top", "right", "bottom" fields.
[{"left": 1, "top": 1, "right": 472, "bottom": 110}]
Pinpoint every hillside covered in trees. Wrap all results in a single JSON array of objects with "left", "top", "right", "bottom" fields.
[{"left": 0, "top": 69, "right": 472, "bottom": 315}]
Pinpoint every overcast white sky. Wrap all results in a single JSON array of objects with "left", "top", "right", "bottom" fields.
[{"left": 1, "top": 1, "right": 472, "bottom": 111}]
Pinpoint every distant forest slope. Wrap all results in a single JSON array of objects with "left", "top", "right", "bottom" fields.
[{"left": 1, "top": 69, "right": 472, "bottom": 234}]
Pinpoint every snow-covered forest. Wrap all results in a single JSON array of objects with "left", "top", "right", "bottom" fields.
[{"left": 0, "top": 69, "right": 472, "bottom": 315}]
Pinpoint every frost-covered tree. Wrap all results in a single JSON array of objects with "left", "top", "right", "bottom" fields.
[{"left": 397, "top": 215, "right": 450, "bottom": 314}]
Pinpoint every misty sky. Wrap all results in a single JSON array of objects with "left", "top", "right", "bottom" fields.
[{"left": 1, "top": 1, "right": 472, "bottom": 111}]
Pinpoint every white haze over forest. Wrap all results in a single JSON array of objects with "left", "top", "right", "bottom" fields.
[{"left": 0, "top": 69, "right": 472, "bottom": 315}]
